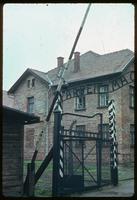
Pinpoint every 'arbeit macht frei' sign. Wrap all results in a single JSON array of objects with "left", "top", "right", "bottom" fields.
[{"left": 61, "top": 70, "right": 134, "bottom": 101}]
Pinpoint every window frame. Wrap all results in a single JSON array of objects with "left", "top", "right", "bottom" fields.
[
  {"left": 27, "top": 96, "right": 34, "bottom": 113},
  {"left": 75, "top": 95, "right": 86, "bottom": 111},
  {"left": 27, "top": 80, "right": 30, "bottom": 88},
  {"left": 25, "top": 128, "right": 34, "bottom": 149},
  {"left": 98, "top": 123, "right": 109, "bottom": 146},
  {"left": 129, "top": 85, "right": 134, "bottom": 109},
  {"left": 32, "top": 78, "right": 35, "bottom": 87},
  {"left": 130, "top": 124, "right": 134, "bottom": 147},
  {"left": 98, "top": 85, "right": 109, "bottom": 108}
]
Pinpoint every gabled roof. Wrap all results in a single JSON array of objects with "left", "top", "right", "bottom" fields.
[
  {"left": 47, "top": 49, "right": 134, "bottom": 85},
  {"left": 8, "top": 49, "right": 134, "bottom": 93},
  {"left": 8, "top": 68, "right": 50, "bottom": 93},
  {"left": 30, "top": 68, "right": 52, "bottom": 84}
]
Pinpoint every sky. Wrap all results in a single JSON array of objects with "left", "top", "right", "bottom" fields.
[{"left": 3, "top": 3, "right": 134, "bottom": 91}]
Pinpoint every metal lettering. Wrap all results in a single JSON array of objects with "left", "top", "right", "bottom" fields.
[
  {"left": 119, "top": 75, "right": 129, "bottom": 86},
  {"left": 93, "top": 84, "right": 98, "bottom": 94},
  {"left": 61, "top": 70, "right": 134, "bottom": 101},
  {"left": 111, "top": 80, "right": 121, "bottom": 92},
  {"left": 73, "top": 88, "right": 79, "bottom": 97},
  {"left": 86, "top": 85, "right": 93, "bottom": 94},
  {"left": 66, "top": 90, "right": 72, "bottom": 99},
  {"left": 79, "top": 87, "right": 85, "bottom": 95},
  {"left": 130, "top": 71, "right": 134, "bottom": 82}
]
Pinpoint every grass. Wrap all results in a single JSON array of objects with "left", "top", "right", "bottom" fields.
[
  {"left": 23, "top": 160, "right": 134, "bottom": 197},
  {"left": 118, "top": 164, "right": 134, "bottom": 180},
  {"left": 23, "top": 160, "right": 53, "bottom": 197},
  {"left": 35, "top": 189, "right": 52, "bottom": 197}
]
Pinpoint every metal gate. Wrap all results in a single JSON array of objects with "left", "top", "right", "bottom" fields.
[{"left": 52, "top": 109, "right": 112, "bottom": 196}]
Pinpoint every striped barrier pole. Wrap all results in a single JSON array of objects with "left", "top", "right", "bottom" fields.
[
  {"left": 59, "top": 140, "right": 64, "bottom": 179},
  {"left": 108, "top": 99, "right": 118, "bottom": 186},
  {"left": 52, "top": 93, "right": 64, "bottom": 196},
  {"left": 27, "top": 3, "right": 91, "bottom": 167},
  {"left": 54, "top": 91, "right": 64, "bottom": 180},
  {"left": 53, "top": 92, "right": 63, "bottom": 113}
]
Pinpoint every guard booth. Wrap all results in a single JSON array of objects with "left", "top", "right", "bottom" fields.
[{"left": 2, "top": 106, "right": 40, "bottom": 197}]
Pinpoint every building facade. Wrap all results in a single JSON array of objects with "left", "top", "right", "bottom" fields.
[{"left": 7, "top": 49, "right": 134, "bottom": 163}]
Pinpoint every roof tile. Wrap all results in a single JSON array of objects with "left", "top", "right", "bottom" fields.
[
  {"left": 8, "top": 49, "right": 134, "bottom": 93},
  {"left": 47, "top": 49, "right": 134, "bottom": 85}
]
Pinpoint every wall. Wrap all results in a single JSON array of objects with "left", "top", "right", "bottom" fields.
[
  {"left": 3, "top": 90, "right": 16, "bottom": 108},
  {"left": 121, "top": 63, "right": 134, "bottom": 163},
  {"left": 47, "top": 63, "right": 134, "bottom": 164},
  {"left": 11, "top": 63, "right": 134, "bottom": 163},
  {"left": 2, "top": 117, "right": 24, "bottom": 196},
  {"left": 13, "top": 74, "right": 49, "bottom": 160}
]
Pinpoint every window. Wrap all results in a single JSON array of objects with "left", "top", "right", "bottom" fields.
[
  {"left": 98, "top": 85, "right": 108, "bottom": 107},
  {"left": 32, "top": 78, "right": 35, "bottom": 87},
  {"left": 129, "top": 86, "right": 134, "bottom": 108},
  {"left": 27, "top": 80, "right": 30, "bottom": 88},
  {"left": 25, "top": 128, "right": 34, "bottom": 148},
  {"left": 98, "top": 124, "right": 109, "bottom": 145},
  {"left": 130, "top": 124, "right": 134, "bottom": 146},
  {"left": 27, "top": 97, "right": 34, "bottom": 113},
  {"left": 75, "top": 125, "right": 86, "bottom": 147},
  {"left": 75, "top": 95, "right": 86, "bottom": 110}
]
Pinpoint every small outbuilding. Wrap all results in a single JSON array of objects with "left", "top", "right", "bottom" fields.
[{"left": 2, "top": 106, "right": 40, "bottom": 197}]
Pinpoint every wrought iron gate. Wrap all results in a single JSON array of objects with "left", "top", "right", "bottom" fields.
[{"left": 52, "top": 109, "right": 112, "bottom": 196}]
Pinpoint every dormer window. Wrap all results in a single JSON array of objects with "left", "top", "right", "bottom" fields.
[
  {"left": 32, "top": 78, "right": 35, "bottom": 87},
  {"left": 27, "top": 80, "right": 30, "bottom": 88}
]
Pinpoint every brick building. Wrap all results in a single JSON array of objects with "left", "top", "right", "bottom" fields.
[
  {"left": 7, "top": 49, "right": 134, "bottom": 163},
  {"left": 3, "top": 90, "right": 17, "bottom": 108}
]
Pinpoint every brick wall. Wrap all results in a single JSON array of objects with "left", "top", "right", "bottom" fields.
[
  {"left": 13, "top": 74, "right": 49, "bottom": 160},
  {"left": 11, "top": 64, "right": 134, "bottom": 163},
  {"left": 120, "top": 63, "right": 134, "bottom": 163},
  {"left": 47, "top": 63, "right": 134, "bottom": 164}
]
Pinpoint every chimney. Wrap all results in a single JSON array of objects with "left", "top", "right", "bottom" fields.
[
  {"left": 57, "top": 57, "right": 64, "bottom": 68},
  {"left": 74, "top": 52, "right": 80, "bottom": 72}
]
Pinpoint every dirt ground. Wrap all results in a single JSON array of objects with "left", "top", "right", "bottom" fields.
[{"left": 71, "top": 179, "right": 134, "bottom": 197}]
